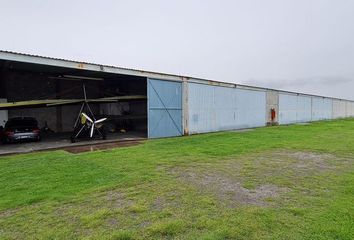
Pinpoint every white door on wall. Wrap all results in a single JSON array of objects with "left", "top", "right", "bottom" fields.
[{"left": 0, "top": 99, "right": 8, "bottom": 127}]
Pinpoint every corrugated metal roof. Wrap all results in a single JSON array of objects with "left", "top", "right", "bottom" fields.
[
  {"left": 0, "top": 50, "right": 187, "bottom": 81},
  {"left": 0, "top": 50, "right": 352, "bottom": 102}
]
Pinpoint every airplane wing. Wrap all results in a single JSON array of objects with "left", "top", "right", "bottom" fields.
[{"left": 0, "top": 95, "right": 147, "bottom": 110}]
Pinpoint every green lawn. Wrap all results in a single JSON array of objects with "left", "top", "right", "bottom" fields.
[{"left": 0, "top": 119, "right": 354, "bottom": 239}]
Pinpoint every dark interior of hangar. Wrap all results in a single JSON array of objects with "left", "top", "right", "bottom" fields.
[{"left": 0, "top": 60, "right": 147, "bottom": 140}]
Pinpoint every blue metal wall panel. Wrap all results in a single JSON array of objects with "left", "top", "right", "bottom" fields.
[
  {"left": 235, "top": 88, "right": 266, "bottom": 129},
  {"left": 312, "top": 97, "right": 333, "bottom": 120},
  {"left": 333, "top": 100, "right": 346, "bottom": 118},
  {"left": 323, "top": 98, "right": 333, "bottom": 119},
  {"left": 148, "top": 79, "right": 182, "bottom": 138},
  {"left": 348, "top": 102, "right": 354, "bottom": 117},
  {"left": 279, "top": 94, "right": 297, "bottom": 124},
  {"left": 279, "top": 94, "right": 312, "bottom": 124},
  {"left": 312, "top": 97, "right": 323, "bottom": 121},
  {"left": 297, "top": 96, "right": 312, "bottom": 122},
  {"left": 188, "top": 83, "right": 216, "bottom": 133},
  {"left": 188, "top": 83, "right": 266, "bottom": 134},
  {"left": 214, "top": 87, "right": 238, "bottom": 130}
]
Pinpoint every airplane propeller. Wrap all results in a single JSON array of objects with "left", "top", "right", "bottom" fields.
[{"left": 81, "top": 112, "right": 107, "bottom": 137}]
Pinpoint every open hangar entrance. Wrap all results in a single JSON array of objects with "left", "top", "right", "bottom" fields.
[{"left": 0, "top": 59, "right": 148, "bottom": 149}]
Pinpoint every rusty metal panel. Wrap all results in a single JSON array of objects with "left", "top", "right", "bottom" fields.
[{"left": 188, "top": 83, "right": 266, "bottom": 134}]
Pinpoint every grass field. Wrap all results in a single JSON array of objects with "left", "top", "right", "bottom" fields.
[{"left": 0, "top": 119, "right": 354, "bottom": 240}]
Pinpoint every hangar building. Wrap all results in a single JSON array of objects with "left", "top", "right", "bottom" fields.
[{"left": 0, "top": 50, "right": 353, "bottom": 142}]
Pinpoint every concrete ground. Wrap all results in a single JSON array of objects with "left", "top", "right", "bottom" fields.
[{"left": 0, "top": 131, "right": 146, "bottom": 155}]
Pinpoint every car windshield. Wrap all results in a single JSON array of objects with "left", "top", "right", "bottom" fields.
[{"left": 5, "top": 119, "right": 37, "bottom": 128}]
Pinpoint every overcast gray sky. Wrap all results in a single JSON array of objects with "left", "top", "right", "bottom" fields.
[{"left": 1, "top": 0, "right": 354, "bottom": 99}]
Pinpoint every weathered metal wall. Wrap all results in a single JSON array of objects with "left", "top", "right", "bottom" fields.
[
  {"left": 323, "top": 98, "right": 333, "bottom": 119},
  {"left": 311, "top": 97, "right": 322, "bottom": 121},
  {"left": 297, "top": 95, "right": 312, "bottom": 122},
  {"left": 279, "top": 94, "right": 312, "bottom": 124},
  {"left": 279, "top": 94, "right": 297, "bottom": 124},
  {"left": 346, "top": 101, "right": 354, "bottom": 117},
  {"left": 147, "top": 79, "right": 183, "bottom": 138},
  {"left": 187, "top": 83, "right": 266, "bottom": 134},
  {"left": 148, "top": 79, "right": 353, "bottom": 138},
  {"left": 235, "top": 88, "right": 267, "bottom": 129},
  {"left": 311, "top": 97, "right": 333, "bottom": 121},
  {"left": 332, "top": 100, "right": 347, "bottom": 119}
]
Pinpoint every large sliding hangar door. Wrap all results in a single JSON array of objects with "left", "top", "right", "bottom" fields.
[
  {"left": 147, "top": 79, "right": 183, "bottom": 138},
  {"left": 311, "top": 97, "right": 333, "bottom": 121},
  {"left": 187, "top": 83, "right": 266, "bottom": 134},
  {"left": 279, "top": 94, "right": 312, "bottom": 124},
  {"left": 147, "top": 80, "right": 267, "bottom": 137}
]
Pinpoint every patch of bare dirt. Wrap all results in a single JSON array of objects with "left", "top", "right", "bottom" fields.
[
  {"left": 171, "top": 169, "right": 287, "bottom": 207},
  {"left": 103, "top": 190, "right": 133, "bottom": 209},
  {"left": 0, "top": 208, "right": 18, "bottom": 218},
  {"left": 150, "top": 189, "right": 183, "bottom": 211},
  {"left": 272, "top": 151, "right": 335, "bottom": 171},
  {"left": 53, "top": 189, "right": 134, "bottom": 224}
]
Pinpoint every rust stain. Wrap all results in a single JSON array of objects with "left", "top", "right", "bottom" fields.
[{"left": 77, "top": 63, "right": 85, "bottom": 69}]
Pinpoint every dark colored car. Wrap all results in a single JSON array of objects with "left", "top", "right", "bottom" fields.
[{"left": 1, "top": 117, "right": 41, "bottom": 143}]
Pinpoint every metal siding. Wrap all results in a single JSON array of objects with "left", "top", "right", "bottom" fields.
[
  {"left": 312, "top": 97, "right": 323, "bottom": 121},
  {"left": 1, "top": 50, "right": 353, "bottom": 110},
  {"left": 188, "top": 83, "right": 216, "bottom": 133},
  {"left": 188, "top": 83, "right": 266, "bottom": 134},
  {"left": 345, "top": 101, "right": 350, "bottom": 117},
  {"left": 214, "top": 86, "right": 238, "bottom": 130},
  {"left": 279, "top": 94, "right": 297, "bottom": 124},
  {"left": 235, "top": 88, "right": 266, "bottom": 128},
  {"left": 148, "top": 79, "right": 182, "bottom": 138},
  {"left": 297, "top": 95, "right": 312, "bottom": 122},
  {"left": 312, "top": 97, "right": 333, "bottom": 120},
  {"left": 323, "top": 98, "right": 333, "bottom": 119},
  {"left": 333, "top": 100, "right": 346, "bottom": 119},
  {"left": 342, "top": 101, "right": 347, "bottom": 118},
  {"left": 348, "top": 102, "right": 354, "bottom": 117}
]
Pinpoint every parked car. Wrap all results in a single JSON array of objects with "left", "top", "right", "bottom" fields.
[
  {"left": 1, "top": 117, "right": 41, "bottom": 143},
  {"left": 0, "top": 126, "right": 4, "bottom": 142}
]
